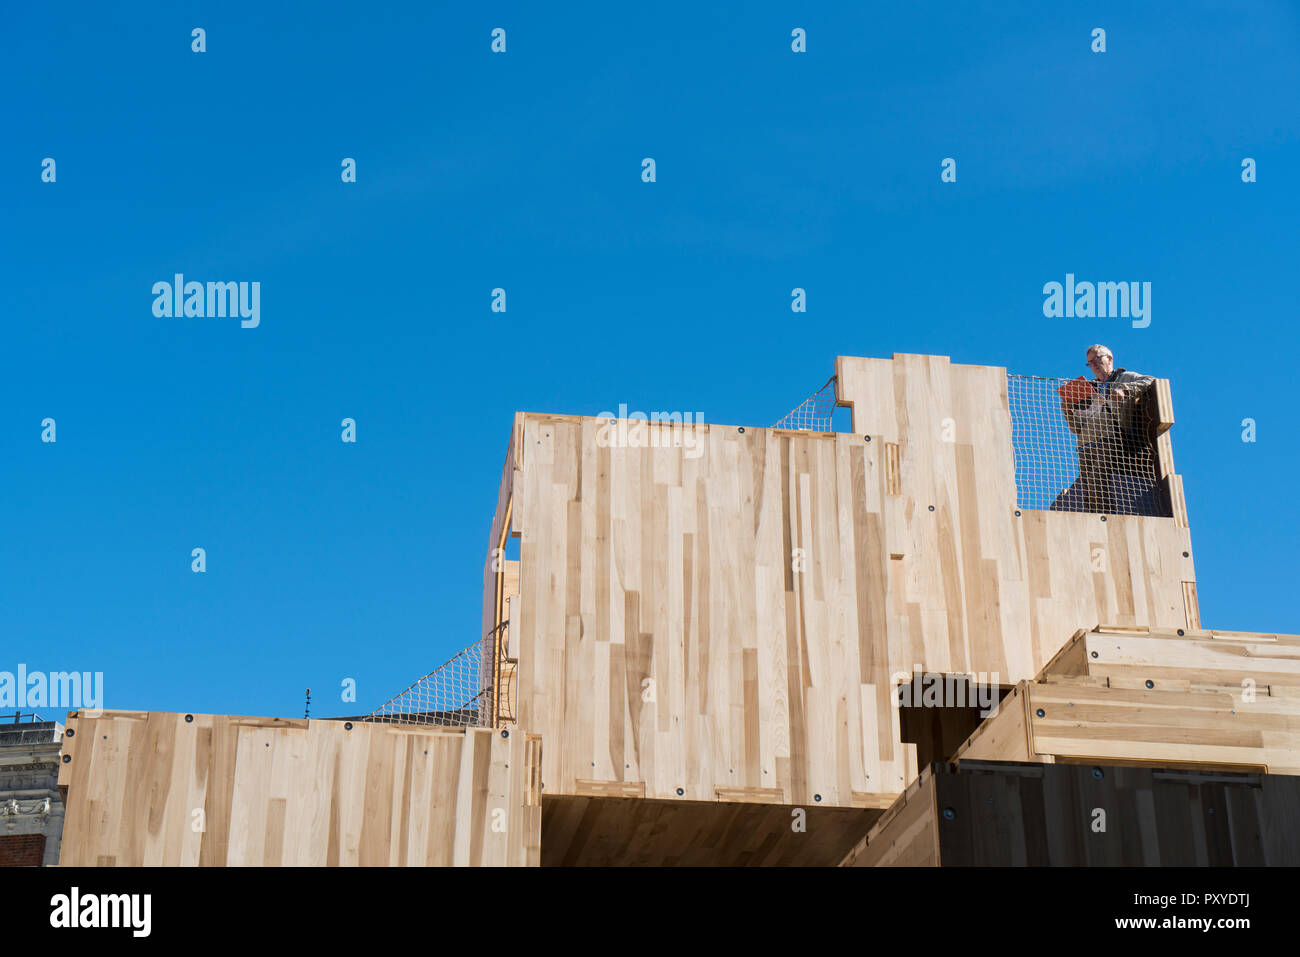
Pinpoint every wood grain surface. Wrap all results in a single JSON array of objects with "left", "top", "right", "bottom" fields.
[
  {"left": 954, "top": 626, "right": 1300, "bottom": 774},
  {"left": 500, "top": 355, "right": 1195, "bottom": 807},
  {"left": 56, "top": 711, "right": 541, "bottom": 866}
]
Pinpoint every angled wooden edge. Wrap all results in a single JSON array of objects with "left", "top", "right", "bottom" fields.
[
  {"left": 840, "top": 765, "right": 937, "bottom": 866},
  {"left": 950, "top": 682, "right": 1038, "bottom": 764},
  {"left": 1038, "top": 628, "right": 1092, "bottom": 678}
]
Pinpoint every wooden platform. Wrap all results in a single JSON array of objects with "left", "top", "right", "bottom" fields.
[
  {"left": 56, "top": 711, "right": 541, "bottom": 866},
  {"left": 841, "top": 760, "right": 1300, "bottom": 866}
]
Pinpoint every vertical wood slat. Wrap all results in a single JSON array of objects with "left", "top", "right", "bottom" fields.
[{"left": 883, "top": 443, "right": 901, "bottom": 496}]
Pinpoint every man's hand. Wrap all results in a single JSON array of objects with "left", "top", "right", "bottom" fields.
[{"left": 1110, "top": 386, "right": 1128, "bottom": 401}]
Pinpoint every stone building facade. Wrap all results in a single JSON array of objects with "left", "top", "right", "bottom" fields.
[{"left": 0, "top": 717, "right": 66, "bottom": 866}]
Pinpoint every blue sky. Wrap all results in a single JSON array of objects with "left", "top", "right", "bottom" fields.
[{"left": 3, "top": 2, "right": 1298, "bottom": 719}]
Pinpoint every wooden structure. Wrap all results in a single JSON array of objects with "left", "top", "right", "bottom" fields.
[
  {"left": 57, "top": 711, "right": 540, "bottom": 866},
  {"left": 841, "top": 760, "right": 1300, "bottom": 866},
  {"left": 848, "top": 623, "right": 1300, "bottom": 865},
  {"left": 483, "top": 354, "right": 1196, "bottom": 817},
  {"left": 55, "top": 352, "right": 1297, "bottom": 867}
]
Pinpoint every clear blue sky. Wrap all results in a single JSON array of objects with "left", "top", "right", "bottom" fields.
[{"left": 3, "top": 2, "right": 1297, "bottom": 719}]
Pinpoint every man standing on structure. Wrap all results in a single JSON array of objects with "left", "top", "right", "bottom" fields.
[{"left": 1052, "top": 344, "right": 1156, "bottom": 514}]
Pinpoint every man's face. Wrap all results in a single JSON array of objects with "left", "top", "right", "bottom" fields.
[{"left": 1086, "top": 350, "right": 1114, "bottom": 379}]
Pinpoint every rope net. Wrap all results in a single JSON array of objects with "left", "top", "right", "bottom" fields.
[
  {"left": 1007, "top": 373, "right": 1165, "bottom": 516},
  {"left": 364, "top": 625, "right": 507, "bottom": 729},
  {"left": 774, "top": 376, "right": 838, "bottom": 431}
]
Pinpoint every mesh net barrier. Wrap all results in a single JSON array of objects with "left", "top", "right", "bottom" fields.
[
  {"left": 774, "top": 376, "right": 838, "bottom": 430},
  {"left": 364, "top": 625, "right": 506, "bottom": 729},
  {"left": 1008, "top": 373, "right": 1165, "bottom": 516}
]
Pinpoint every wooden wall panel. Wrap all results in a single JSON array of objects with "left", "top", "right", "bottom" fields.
[
  {"left": 845, "top": 760, "right": 1300, "bottom": 866},
  {"left": 57, "top": 712, "right": 540, "bottom": 866},
  {"left": 504, "top": 355, "right": 1194, "bottom": 809},
  {"left": 513, "top": 416, "right": 917, "bottom": 805},
  {"left": 835, "top": 354, "right": 1195, "bottom": 670}
]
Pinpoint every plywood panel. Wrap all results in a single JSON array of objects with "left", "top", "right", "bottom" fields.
[
  {"left": 57, "top": 711, "right": 541, "bottom": 866},
  {"left": 505, "top": 355, "right": 1192, "bottom": 809},
  {"left": 513, "top": 419, "right": 922, "bottom": 804}
]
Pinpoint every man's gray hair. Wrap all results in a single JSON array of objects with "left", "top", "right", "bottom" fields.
[{"left": 1086, "top": 343, "right": 1112, "bottom": 359}]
